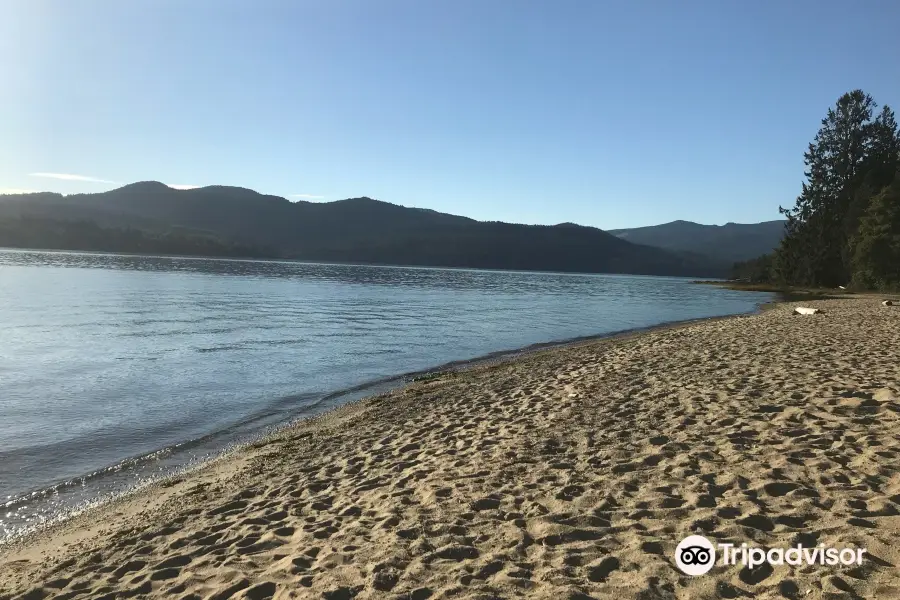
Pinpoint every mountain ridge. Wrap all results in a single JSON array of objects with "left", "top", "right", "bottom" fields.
[
  {"left": 0, "top": 182, "right": 757, "bottom": 276},
  {"left": 609, "top": 219, "right": 785, "bottom": 264}
]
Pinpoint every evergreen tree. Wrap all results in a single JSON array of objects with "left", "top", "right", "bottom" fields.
[
  {"left": 866, "top": 106, "right": 900, "bottom": 186},
  {"left": 851, "top": 174, "right": 900, "bottom": 290},
  {"left": 776, "top": 91, "right": 900, "bottom": 287},
  {"left": 844, "top": 107, "right": 900, "bottom": 262}
]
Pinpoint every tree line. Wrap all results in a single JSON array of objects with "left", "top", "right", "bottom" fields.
[
  {"left": 0, "top": 217, "right": 278, "bottom": 259},
  {"left": 735, "top": 90, "right": 900, "bottom": 290}
]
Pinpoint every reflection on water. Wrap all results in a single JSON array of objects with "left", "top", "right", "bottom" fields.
[{"left": 0, "top": 249, "right": 773, "bottom": 539}]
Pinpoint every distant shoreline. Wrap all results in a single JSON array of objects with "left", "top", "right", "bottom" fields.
[
  {"left": 691, "top": 279, "right": 900, "bottom": 304},
  {"left": 0, "top": 245, "right": 727, "bottom": 280}
]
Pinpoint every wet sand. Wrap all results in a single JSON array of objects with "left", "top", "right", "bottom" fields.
[{"left": 2, "top": 298, "right": 899, "bottom": 599}]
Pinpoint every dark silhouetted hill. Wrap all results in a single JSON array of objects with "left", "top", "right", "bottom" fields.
[
  {"left": 0, "top": 184, "right": 726, "bottom": 276},
  {"left": 608, "top": 219, "right": 786, "bottom": 264},
  {"left": 0, "top": 216, "right": 277, "bottom": 258}
]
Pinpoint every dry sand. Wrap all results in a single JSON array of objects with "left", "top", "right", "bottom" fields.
[{"left": 2, "top": 298, "right": 899, "bottom": 600}]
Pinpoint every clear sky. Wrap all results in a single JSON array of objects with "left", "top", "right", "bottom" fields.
[{"left": 2, "top": 1, "right": 898, "bottom": 229}]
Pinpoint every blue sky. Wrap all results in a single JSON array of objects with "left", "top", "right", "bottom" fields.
[{"left": 2, "top": 1, "right": 898, "bottom": 229}]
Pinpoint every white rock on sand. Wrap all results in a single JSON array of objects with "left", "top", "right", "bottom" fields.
[{"left": 1, "top": 299, "right": 899, "bottom": 599}]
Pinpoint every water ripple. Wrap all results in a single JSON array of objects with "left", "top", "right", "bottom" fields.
[{"left": 0, "top": 249, "right": 773, "bottom": 540}]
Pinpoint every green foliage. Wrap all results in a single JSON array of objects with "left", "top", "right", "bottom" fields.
[
  {"left": 730, "top": 253, "right": 773, "bottom": 283},
  {"left": 774, "top": 91, "right": 900, "bottom": 289},
  {"left": 850, "top": 176, "right": 900, "bottom": 290}
]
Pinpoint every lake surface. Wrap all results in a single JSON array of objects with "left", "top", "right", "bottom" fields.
[{"left": 0, "top": 250, "right": 773, "bottom": 540}]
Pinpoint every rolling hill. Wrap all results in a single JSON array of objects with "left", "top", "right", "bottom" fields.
[
  {"left": 0, "top": 183, "right": 725, "bottom": 277},
  {"left": 608, "top": 219, "right": 786, "bottom": 264}
]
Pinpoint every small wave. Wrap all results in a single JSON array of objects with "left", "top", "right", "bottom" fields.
[
  {"left": 195, "top": 344, "right": 248, "bottom": 353},
  {"left": 249, "top": 339, "right": 309, "bottom": 347},
  {"left": 0, "top": 390, "right": 323, "bottom": 520}
]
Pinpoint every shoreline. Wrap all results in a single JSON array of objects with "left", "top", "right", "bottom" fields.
[
  {"left": 1, "top": 309, "right": 764, "bottom": 554},
  {"left": 0, "top": 301, "right": 773, "bottom": 546},
  {"left": 693, "top": 279, "right": 900, "bottom": 300},
  {"left": 3, "top": 297, "right": 898, "bottom": 598}
]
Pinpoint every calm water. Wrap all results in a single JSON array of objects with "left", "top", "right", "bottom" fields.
[{"left": 0, "top": 249, "right": 773, "bottom": 540}]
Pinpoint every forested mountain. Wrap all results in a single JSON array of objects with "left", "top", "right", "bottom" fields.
[
  {"left": 765, "top": 90, "right": 900, "bottom": 290},
  {"left": 0, "top": 185, "right": 723, "bottom": 276},
  {"left": 608, "top": 220, "right": 786, "bottom": 264},
  {"left": 0, "top": 217, "right": 276, "bottom": 259}
]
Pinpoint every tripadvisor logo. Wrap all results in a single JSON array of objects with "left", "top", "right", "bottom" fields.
[
  {"left": 676, "top": 535, "right": 716, "bottom": 576},
  {"left": 675, "top": 535, "right": 866, "bottom": 576}
]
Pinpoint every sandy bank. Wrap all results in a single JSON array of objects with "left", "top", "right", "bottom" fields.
[{"left": 2, "top": 299, "right": 899, "bottom": 599}]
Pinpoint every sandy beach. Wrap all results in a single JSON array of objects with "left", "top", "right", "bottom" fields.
[{"left": 2, "top": 298, "right": 899, "bottom": 600}]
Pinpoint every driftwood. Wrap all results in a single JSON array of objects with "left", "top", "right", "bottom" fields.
[
  {"left": 794, "top": 307, "right": 823, "bottom": 315},
  {"left": 883, "top": 300, "right": 894, "bottom": 307}
]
